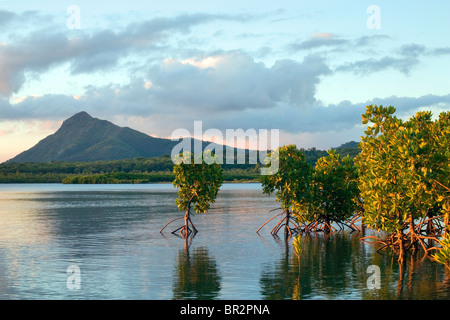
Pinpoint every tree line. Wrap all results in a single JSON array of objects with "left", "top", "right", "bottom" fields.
[{"left": 0, "top": 147, "right": 358, "bottom": 183}]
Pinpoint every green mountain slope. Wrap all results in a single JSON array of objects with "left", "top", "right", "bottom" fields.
[{"left": 6, "top": 111, "right": 181, "bottom": 163}]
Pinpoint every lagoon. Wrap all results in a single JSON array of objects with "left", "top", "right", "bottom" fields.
[{"left": 0, "top": 183, "right": 449, "bottom": 300}]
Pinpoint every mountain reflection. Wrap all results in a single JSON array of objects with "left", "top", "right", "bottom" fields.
[{"left": 172, "top": 247, "right": 221, "bottom": 300}]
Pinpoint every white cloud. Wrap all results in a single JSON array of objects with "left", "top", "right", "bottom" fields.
[
  {"left": 0, "top": 11, "right": 252, "bottom": 97},
  {"left": 144, "top": 81, "right": 153, "bottom": 89},
  {"left": 180, "top": 56, "right": 223, "bottom": 69},
  {"left": 143, "top": 51, "right": 331, "bottom": 112}
]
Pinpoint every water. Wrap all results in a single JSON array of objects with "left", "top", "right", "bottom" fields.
[{"left": 0, "top": 183, "right": 449, "bottom": 300}]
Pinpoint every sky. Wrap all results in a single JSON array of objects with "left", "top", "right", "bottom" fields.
[{"left": 0, "top": 0, "right": 449, "bottom": 162}]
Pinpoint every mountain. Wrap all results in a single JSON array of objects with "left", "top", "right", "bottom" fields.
[
  {"left": 6, "top": 112, "right": 186, "bottom": 163},
  {"left": 5, "top": 111, "right": 360, "bottom": 164}
]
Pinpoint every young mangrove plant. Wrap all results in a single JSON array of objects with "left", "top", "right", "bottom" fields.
[
  {"left": 295, "top": 150, "right": 359, "bottom": 234},
  {"left": 257, "top": 145, "right": 311, "bottom": 238},
  {"left": 160, "top": 151, "right": 223, "bottom": 238}
]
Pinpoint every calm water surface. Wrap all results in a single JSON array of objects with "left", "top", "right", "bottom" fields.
[{"left": 0, "top": 183, "right": 449, "bottom": 300}]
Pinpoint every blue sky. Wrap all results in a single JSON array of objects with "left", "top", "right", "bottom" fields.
[{"left": 0, "top": 0, "right": 449, "bottom": 162}]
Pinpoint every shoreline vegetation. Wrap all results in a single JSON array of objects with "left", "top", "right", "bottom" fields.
[
  {"left": 62, "top": 171, "right": 260, "bottom": 184},
  {"left": 0, "top": 170, "right": 261, "bottom": 184},
  {"left": 0, "top": 146, "right": 359, "bottom": 184}
]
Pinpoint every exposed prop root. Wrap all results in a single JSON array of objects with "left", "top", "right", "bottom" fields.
[
  {"left": 257, "top": 209, "right": 299, "bottom": 238},
  {"left": 360, "top": 215, "right": 445, "bottom": 263},
  {"left": 346, "top": 213, "right": 364, "bottom": 233},
  {"left": 160, "top": 217, "right": 184, "bottom": 234},
  {"left": 256, "top": 211, "right": 284, "bottom": 234},
  {"left": 297, "top": 220, "right": 355, "bottom": 234},
  {"left": 161, "top": 210, "right": 198, "bottom": 239}
]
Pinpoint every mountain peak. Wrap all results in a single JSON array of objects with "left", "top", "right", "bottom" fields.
[
  {"left": 72, "top": 111, "right": 92, "bottom": 119},
  {"left": 58, "top": 111, "right": 96, "bottom": 132},
  {"left": 63, "top": 111, "right": 93, "bottom": 123}
]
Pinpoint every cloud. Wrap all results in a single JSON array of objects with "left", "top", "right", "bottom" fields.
[
  {"left": 354, "top": 35, "right": 391, "bottom": 47},
  {"left": 398, "top": 44, "right": 450, "bottom": 57},
  {"left": 0, "top": 11, "right": 251, "bottom": 97},
  {"left": 0, "top": 10, "right": 16, "bottom": 26},
  {"left": 72, "top": 51, "right": 331, "bottom": 120},
  {"left": 0, "top": 50, "right": 331, "bottom": 133},
  {"left": 289, "top": 34, "right": 349, "bottom": 51},
  {"left": 0, "top": 50, "right": 331, "bottom": 120},
  {"left": 141, "top": 51, "right": 331, "bottom": 112},
  {"left": 431, "top": 47, "right": 450, "bottom": 56},
  {"left": 398, "top": 43, "right": 426, "bottom": 57},
  {"left": 364, "top": 94, "right": 450, "bottom": 116},
  {"left": 335, "top": 56, "right": 420, "bottom": 75},
  {"left": 311, "top": 32, "right": 335, "bottom": 40},
  {"left": 335, "top": 41, "right": 450, "bottom": 76},
  {"left": 0, "top": 94, "right": 82, "bottom": 120},
  {"left": 0, "top": 126, "right": 14, "bottom": 137},
  {"left": 118, "top": 92, "right": 450, "bottom": 144},
  {"left": 289, "top": 33, "right": 392, "bottom": 52},
  {"left": 3, "top": 35, "right": 448, "bottom": 138},
  {"left": 288, "top": 35, "right": 431, "bottom": 76}
]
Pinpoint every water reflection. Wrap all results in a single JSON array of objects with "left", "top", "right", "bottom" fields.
[
  {"left": 0, "top": 184, "right": 449, "bottom": 299},
  {"left": 364, "top": 253, "right": 450, "bottom": 300},
  {"left": 172, "top": 247, "right": 221, "bottom": 300},
  {"left": 259, "top": 237, "right": 302, "bottom": 300},
  {"left": 260, "top": 232, "right": 450, "bottom": 300}
]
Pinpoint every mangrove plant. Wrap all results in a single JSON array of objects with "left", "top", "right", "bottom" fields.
[
  {"left": 356, "top": 105, "right": 450, "bottom": 263},
  {"left": 160, "top": 151, "right": 223, "bottom": 238}
]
